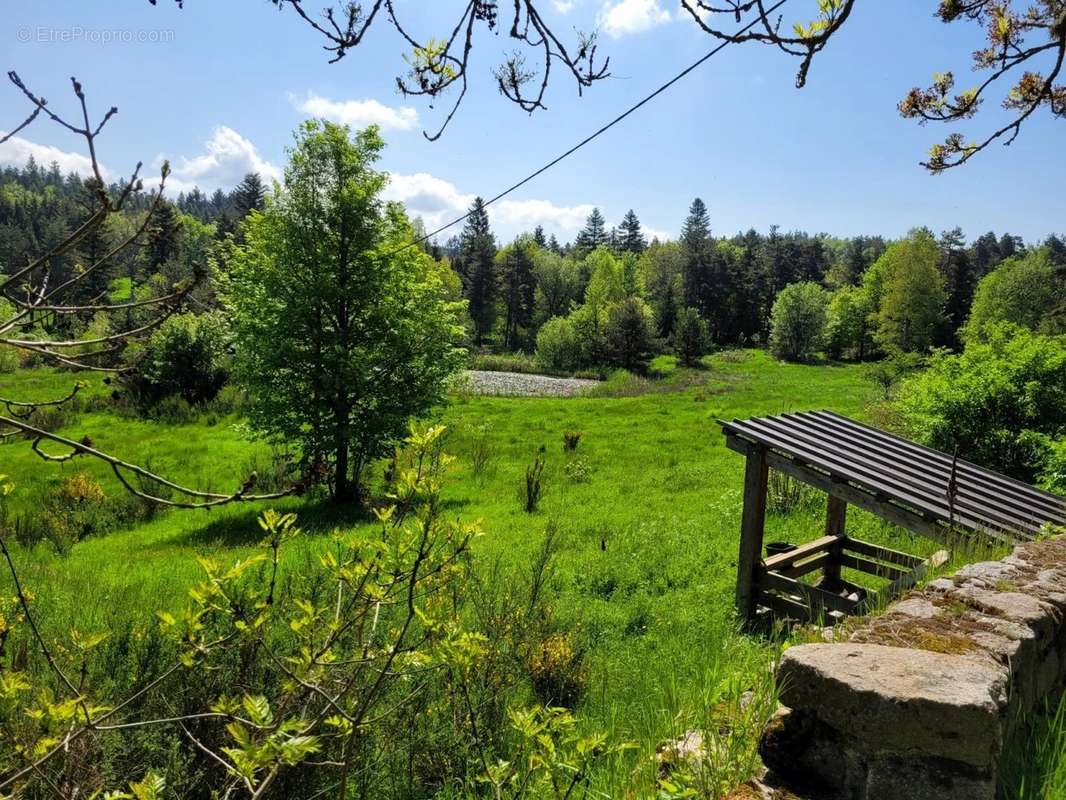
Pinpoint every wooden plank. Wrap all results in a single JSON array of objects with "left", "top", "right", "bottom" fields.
[
  {"left": 844, "top": 537, "right": 923, "bottom": 569},
  {"left": 762, "top": 535, "right": 840, "bottom": 571},
  {"left": 760, "top": 570, "right": 858, "bottom": 615},
  {"left": 761, "top": 591, "right": 814, "bottom": 624},
  {"left": 735, "top": 446, "right": 768, "bottom": 622},
  {"left": 779, "top": 551, "right": 832, "bottom": 579},
  {"left": 840, "top": 553, "right": 908, "bottom": 581}
]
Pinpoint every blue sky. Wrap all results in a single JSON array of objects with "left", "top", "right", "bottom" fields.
[{"left": 2, "top": 0, "right": 1063, "bottom": 243}]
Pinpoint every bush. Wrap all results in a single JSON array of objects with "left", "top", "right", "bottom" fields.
[
  {"left": 895, "top": 324, "right": 1066, "bottom": 482},
  {"left": 1041, "top": 438, "right": 1066, "bottom": 494},
  {"left": 135, "top": 311, "right": 231, "bottom": 405},
  {"left": 468, "top": 352, "right": 540, "bottom": 374},
  {"left": 526, "top": 632, "right": 588, "bottom": 708},
  {"left": 769, "top": 282, "right": 828, "bottom": 362},
  {"left": 562, "top": 430, "right": 582, "bottom": 451},
  {"left": 605, "top": 296, "right": 656, "bottom": 373},
  {"left": 672, "top": 306, "right": 710, "bottom": 367},
  {"left": 563, "top": 457, "right": 591, "bottom": 483},
  {"left": 535, "top": 315, "right": 583, "bottom": 373}
]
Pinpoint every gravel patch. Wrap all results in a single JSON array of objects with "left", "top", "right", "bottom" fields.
[{"left": 463, "top": 370, "right": 598, "bottom": 397}]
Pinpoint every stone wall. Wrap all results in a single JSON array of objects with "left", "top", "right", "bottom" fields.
[{"left": 759, "top": 536, "right": 1066, "bottom": 800}]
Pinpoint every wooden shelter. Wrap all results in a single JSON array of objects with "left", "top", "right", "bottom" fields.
[{"left": 719, "top": 410, "right": 1066, "bottom": 624}]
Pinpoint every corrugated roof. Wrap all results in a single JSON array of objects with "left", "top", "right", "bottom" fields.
[{"left": 719, "top": 410, "right": 1065, "bottom": 541}]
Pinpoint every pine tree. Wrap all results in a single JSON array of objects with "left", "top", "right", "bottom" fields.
[
  {"left": 1045, "top": 235, "right": 1066, "bottom": 268},
  {"left": 680, "top": 198, "right": 714, "bottom": 317},
  {"left": 73, "top": 178, "right": 115, "bottom": 301},
  {"left": 498, "top": 236, "right": 537, "bottom": 351},
  {"left": 233, "top": 172, "right": 267, "bottom": 218},
  {"left": 548, "top": 234, "right": 562, "bottom": 255},
  {"left": 455, "top": 197, "right": 497, "bottom": 345},
  {"left": 574, "top": 208, "right": 607, "bottom": 254},
  {"left": 532, "top": 225, "right": 547, "bottom": 248},
  {"left": 209, "top": 188, "right": 230, "bottom": 219},
  {"left": 145, "top": 202, "right": 181, "bottom": 269},
  {"left": 938, "top": 227, "right": 974, "bottom": 344},
  {"left": 619, "top": 209, "right": 647, "bottom": 254}
]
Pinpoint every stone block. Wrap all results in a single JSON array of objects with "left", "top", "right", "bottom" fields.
[{"left": 778, "top": 643, "right": 1008, "bottom": 767}]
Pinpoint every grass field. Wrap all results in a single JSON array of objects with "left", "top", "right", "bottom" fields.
[{"left": 0, "top": 352, "right": 1050, "bottom": 796}]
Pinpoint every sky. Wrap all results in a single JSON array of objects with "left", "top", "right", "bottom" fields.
[{"left": 1, "top": 0, "right": 1063, "bottom": 244}]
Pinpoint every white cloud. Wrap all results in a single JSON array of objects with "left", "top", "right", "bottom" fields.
[
  {"left": 493, "top": 199, "right": 595, "bottom": 231},
  {"left": 643, "top": 225, "right": 673, "bottom": 243},
  {"left": 597, "top": 0, "right": 671, "bottom": 38},
  {"left": 383, "top": 172, "right": 475, "bottom": 229},
  {"left": 291, "top": 92, "right": 419, "bottom": 132},
  {"left": 383, "top": 171, "right": 594, "bottom": 239},
  {"left": 551, "top": 0, "right": 577, "bottom": 12},
  {"left": 160, "top": 126, "right": 280, "bottom": 194},
  {"left": 0, "top": 133, "right": 107, "bottom": 179}
]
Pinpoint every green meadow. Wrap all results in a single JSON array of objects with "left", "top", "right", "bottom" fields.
[{"left": 0, "top": 352, "right": 1047, "bottom": 796}]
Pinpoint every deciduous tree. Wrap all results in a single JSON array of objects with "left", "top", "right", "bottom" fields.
[{"left": 222, "top": 121, "right": 465, "bottom": 503}]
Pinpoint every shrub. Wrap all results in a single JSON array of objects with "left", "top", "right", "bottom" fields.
[
  {"left": 672, "top": 306, "right": 710, "bottom": 367},
  {"left": 526, "top": 632, "right": 588, "bottom": 708},
  {"left": 895, "top": 324, "right": 1066, "bottom": 482},
  {"left": 563, "top": 430, "right": 582, "bottom": 451},
  {"left": 769, "top": 282, "right": 828, "bottom": 362},
  {"left": 144, "top": 394, "right": 197, "bottom": 424},
  {"left": 1040, "top": 438, "right": 1066, "bottom": 494},
  {"left": 468, "top": 352, "right": 540, "bottom": 374},
  {"left": 605, "top": 296, "right": 656, "bottom": 373},
  {"left": 535, "top": 315, "right": 582, "bottom": 374},
  {"left": 564, "top": 457, "right": 591, "bottom": 483},
  {"left": 43, "top": 473, "right": 111, "bottom": 546},
  {"left": 525, "top": 456, "right": 545, "bottom": 512},
  {"left": 468, "top": 424, "right": 495, "bottom": 481},
  {"left": 135, "top": 311, "right": 231, "bottom": 405}
]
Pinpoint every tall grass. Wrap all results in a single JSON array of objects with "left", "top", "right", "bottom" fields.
[{"left": 1001, "top": 694, "right": 1066, "bottom": 799}]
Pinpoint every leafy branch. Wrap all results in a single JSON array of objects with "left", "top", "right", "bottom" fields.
[{"left": 0, "top": 72, "right": 297, "bottom": 508}]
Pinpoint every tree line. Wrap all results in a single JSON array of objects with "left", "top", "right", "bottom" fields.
[{"left": 3, "top": 156, "right": 1063, "bottom": 379}]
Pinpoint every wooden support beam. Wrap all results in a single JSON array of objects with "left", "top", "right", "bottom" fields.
[
  {"left": 736, "top": 445, "right": 769, "bottom": 622},
  {"left": 823, "top": 495, "right": 847, "bottom": 586}
]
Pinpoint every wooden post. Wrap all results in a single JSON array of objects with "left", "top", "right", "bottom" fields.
[
  {"left": 822, "top": 494, "right": 847, "bottom": 589},
  {"left": 736, "top": 446, "right": 768, "bottom": 622}
]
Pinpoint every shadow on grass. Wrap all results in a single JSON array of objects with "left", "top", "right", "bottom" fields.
[{"left": 166, "top": 492, "right": 473, "bottom": 549}]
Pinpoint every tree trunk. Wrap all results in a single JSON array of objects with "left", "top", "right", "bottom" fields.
[{"left": 333, "top": 408, "right": 352, "bottom": 503}]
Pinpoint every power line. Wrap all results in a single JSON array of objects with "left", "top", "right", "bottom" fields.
[{"left": 395, "top": 0, "right": 791, "bottom": 253}]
